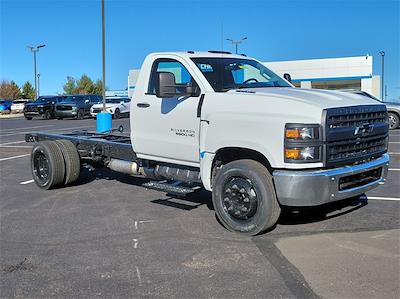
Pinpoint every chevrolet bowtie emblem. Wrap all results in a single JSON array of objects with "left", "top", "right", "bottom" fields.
[{"left": 354, "top": 123, "right": 373, "bottom": 136}]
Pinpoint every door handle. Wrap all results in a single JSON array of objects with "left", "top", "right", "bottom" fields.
[{"left": 137, "top": 102, "right": 150, "bottom": 108}]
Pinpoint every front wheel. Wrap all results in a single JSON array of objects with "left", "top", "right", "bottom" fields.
[
  {"left": 43, "top": 110, "right": 51, "bottom": 120},
  {"left": 77, "top": 109, "right": 84, "bottom": 120},
  {"left": 212, "top": 159, "right": 281, "bottom": 236},
  {"left": 113, "top": 108, "right": 120, "bottom": 119},
  {"left": 388, "top": 112, "right": 399, "bottom": 130}
]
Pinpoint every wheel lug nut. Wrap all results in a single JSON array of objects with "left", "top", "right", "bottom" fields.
[
  {"left": 225, "top": 188, "right": 232, "bottom": 194},
  {"left": 241, "top": 207, "right": 248, "bottom": 212},
  {"left": 228, "top": 206, "right": 233, "bottom": 211},
  {"left": 234, "top": 211, "right": 240, "bottom": 216},
  {"left": 232, "top": 184, "right": 238, "bottom": 190},
  {"left": 243, "top": 197, "right": 250, "bottom": 203},
  {"left": 239, "top": 188, "right": 245, "bottom": 194},
  {"left": 224, "top": 197, "right": 230, "bottom": 202}
]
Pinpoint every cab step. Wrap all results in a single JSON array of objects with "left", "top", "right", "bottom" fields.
[{"left": 142, "top": 180, "right": 201, "bottom": 195}]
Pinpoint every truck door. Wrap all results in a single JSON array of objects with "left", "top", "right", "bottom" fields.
[{"left": 133, "top": 58, "right": 202, "bottom": 166}]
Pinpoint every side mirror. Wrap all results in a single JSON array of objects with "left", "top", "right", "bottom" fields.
[
  {"left": 156, "top": 72, "right": 177, "bottom": 98},
  {"left": 283, "top": 73, "right": 292, "bottom": 83}
]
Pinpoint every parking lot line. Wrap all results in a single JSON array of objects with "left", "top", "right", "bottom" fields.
[
  {"left": 0, "top": 125, "right": 53, "bottom": 132},
  {"left": 20, "top": 179, "right": 34, "bottom": 185},
  {"left": 0, "top": 140, "right": 25, "bottom": 145},
  {"left": 388, "top": 152, "right": 400, "bottom": 155},
  {"left": 389, "top": 168, "right": 400, "bottom": 171},
  {"left": 0, "top": 154, "right": 30, "bottom": 162},
  {"left": 0, "top": 125, "right": 95, "bottom": 137},
  {"left": 367, "top": 196, "right": 400, "bottom": 201},
  {"left": 389, "top": 142, "right": 400, "bottom": 144},
  {"left": 0, "top": 145, "right": 32, "bottom": 148}
]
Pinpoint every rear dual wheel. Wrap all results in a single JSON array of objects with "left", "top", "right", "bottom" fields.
[
  {"left": 212, "top": 159, "right": 281, "bottom": 236},
  {"left": 31, "top": 140, "right": 80, "bottom": 189}
]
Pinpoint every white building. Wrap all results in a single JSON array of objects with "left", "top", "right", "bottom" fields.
[
  {"left": 265, "top": 55, "right": 380, "bottom": 98},
  {"left": 128, "top": 55, "right": 380, "bottom": 98}
]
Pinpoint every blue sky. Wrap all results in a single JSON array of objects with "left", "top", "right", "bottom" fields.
[{"left": 1, "top": 0, "right": 399, "bottom": 100}]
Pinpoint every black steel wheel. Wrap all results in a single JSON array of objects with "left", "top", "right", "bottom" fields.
[
  {"left": 113, "top": 108, "right": 120, "bottom": 119},
  {"left": 77, "top": 109, "right": 84, "bottom": 120},
  {"left": 43, "top": 110, "right": 51, "bottom": 120},
  {"left": 55, "top": 139, "right": 81, "bottom": 185},
  {"left": 212, "top": 159, "right": 281, "bottom": 235},
  {"left": 388, "top": 112, "right": 399, "bottom": 130},
  {"left": 31, "top": 141, "right": 66, "bottom": 189}
]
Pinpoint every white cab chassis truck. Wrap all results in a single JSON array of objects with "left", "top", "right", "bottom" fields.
[{"left": 26, "top": 51, "right": 390, "bottom": 235}]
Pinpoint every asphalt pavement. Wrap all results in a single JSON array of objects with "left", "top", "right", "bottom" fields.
[{"left": 0, "top": 116, "right": 399, "bottom": 298}]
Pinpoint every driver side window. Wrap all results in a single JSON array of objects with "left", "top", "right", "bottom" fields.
[{"left": 148, "top": 59, "right": 196, "bottom": 95}]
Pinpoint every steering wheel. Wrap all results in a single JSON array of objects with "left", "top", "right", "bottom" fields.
[{"left": 242, "top": 78, "right": 259, "bottom": 84}]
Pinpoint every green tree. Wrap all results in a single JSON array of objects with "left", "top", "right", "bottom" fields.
[
  {"left": 21, "top": 81, "right": 36, "bottom": 99},
  {"left": 0, "top": 80, "right": 21, "bottom": 99},
  {"left": 62, "top": 75, "right": 104, "bottom": 95},
  {"left": 93, "top": 79, "right": 104, "bottom": 95},
  {"left": 76, "top": 74, "right": 94, "bottom": 94},
  {"left": 63, "top": 76, "right": 76, "bottom": 94}
]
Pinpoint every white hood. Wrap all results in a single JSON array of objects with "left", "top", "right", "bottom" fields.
[{"left": 233, "top": 87, "right": 382, "bottom": 109}]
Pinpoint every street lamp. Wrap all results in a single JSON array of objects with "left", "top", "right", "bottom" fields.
[
  {"left": 37, "top": 74, "right": 40, "bottom": 97},
  {"left": 379, "top": 51, "right": 385, "bottom": 101},
  {"left": 226, "top": 37, "right": 248, "bottom": 54},
  {"left": 101, "top": 0, "right": 106, "bottom": 112},
  {"left": 27, "top": 44, "right": 46, "bottom": 100}
]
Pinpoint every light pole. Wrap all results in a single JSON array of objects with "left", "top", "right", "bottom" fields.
[
  {"left": 379, "top": 51, "right": 385, "bottom": 101},
  {"left": 226, "top": 37, "right": 247, "bottom": 54},
  {"left": 101, "top": 0, "right": 106, "bottom": 112},
  {"left": 37, "top": 74, "right": 40, "bottom": 97},
  {"left": 27, "top": 44, "right": 46, "bottom": 100}
]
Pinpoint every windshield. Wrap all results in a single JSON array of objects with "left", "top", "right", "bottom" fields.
[
  {"left": 191, "top": 58, "right": 291, "bottom": 92},
  {"left": 34, "top": 97, "right": 51, "bottom": 103},
  {"left": 61, "top": 96, "right": 84, "bottom": 102},
  {"left": 105, "top": 98, "right": 130, "bottom": 103}
]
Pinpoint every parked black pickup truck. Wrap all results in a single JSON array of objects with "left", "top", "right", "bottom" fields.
[{"left": 24, "top": 96, "right": 64, "bottom": 120}]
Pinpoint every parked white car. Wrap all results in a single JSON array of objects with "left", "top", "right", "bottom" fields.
[
  {"left": 11, "top": 99, "right": 30, "bottom": 113},
  {"left": 90, "top": 97, "right": 131, "bottom": 119}
]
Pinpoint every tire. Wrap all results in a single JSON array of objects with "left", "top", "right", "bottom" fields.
[
  {"left": 25, "top": 116, "right": 32, "bottom": 120},
  {"left": 212, "top": 159, "right": 281, "bottom": 236},
  {"left": 388, "top": 112, "right": 399, "bottom": 130},
  {"left": 113, "top": 108, "right": 120, "bottom": 119},
  {"left": 31, "top": 141, "right": 66, "bottom": 190},
  {"left": 55, "top": 139, "right": 81, "bottom": 185},
  {"left": 77, "top": 109, "right": 84, "bottom": 120},
  {"left": 43, "top": 110, "right": 51, "bottom": 120}
]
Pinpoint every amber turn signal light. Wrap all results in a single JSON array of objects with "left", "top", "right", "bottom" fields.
[
  {"left": 285, "top": 128, "right": 300, "bottom": 139},
  {"left": 285, "top": 148, "right": 301, "bottom": 159}
]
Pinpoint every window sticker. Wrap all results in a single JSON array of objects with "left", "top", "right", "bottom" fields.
[{"left": 198, "top": 63, "right": 213, "bottom": 72}]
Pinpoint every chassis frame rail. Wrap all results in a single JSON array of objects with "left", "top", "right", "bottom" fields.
[{"left": 26, "top": 131, "right": 137, "bottom": 162}]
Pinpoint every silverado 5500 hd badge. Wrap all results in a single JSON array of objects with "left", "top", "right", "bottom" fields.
[{"left": 171, "top": 128, "right": 195, "bottom": 137}]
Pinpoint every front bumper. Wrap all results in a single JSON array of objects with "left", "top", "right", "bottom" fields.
[
  {"left": 55, "top": 110, "right": 77, "bottom": 118},
  {"left": 24, "top": 111, "right": 42, "bottom": 116},
  {"left": 273, "top": 154, "right": 389, "bottom": 206}
]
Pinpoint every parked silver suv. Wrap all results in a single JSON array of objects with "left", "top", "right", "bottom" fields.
[{"left": 346, "top": 91, "right": 400, "bottom": 130}]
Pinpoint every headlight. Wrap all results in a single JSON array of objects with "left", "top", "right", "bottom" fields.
[
  {"left": 71, "top": 106, "right": 77, "bottom": 111},
  {"left": 284, "top": 124, "right": 322, "bottom": 163}
]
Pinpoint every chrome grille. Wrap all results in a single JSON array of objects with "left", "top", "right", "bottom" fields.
[{"left": 324, "top": 105, "right": 388, "bottom": 167}]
